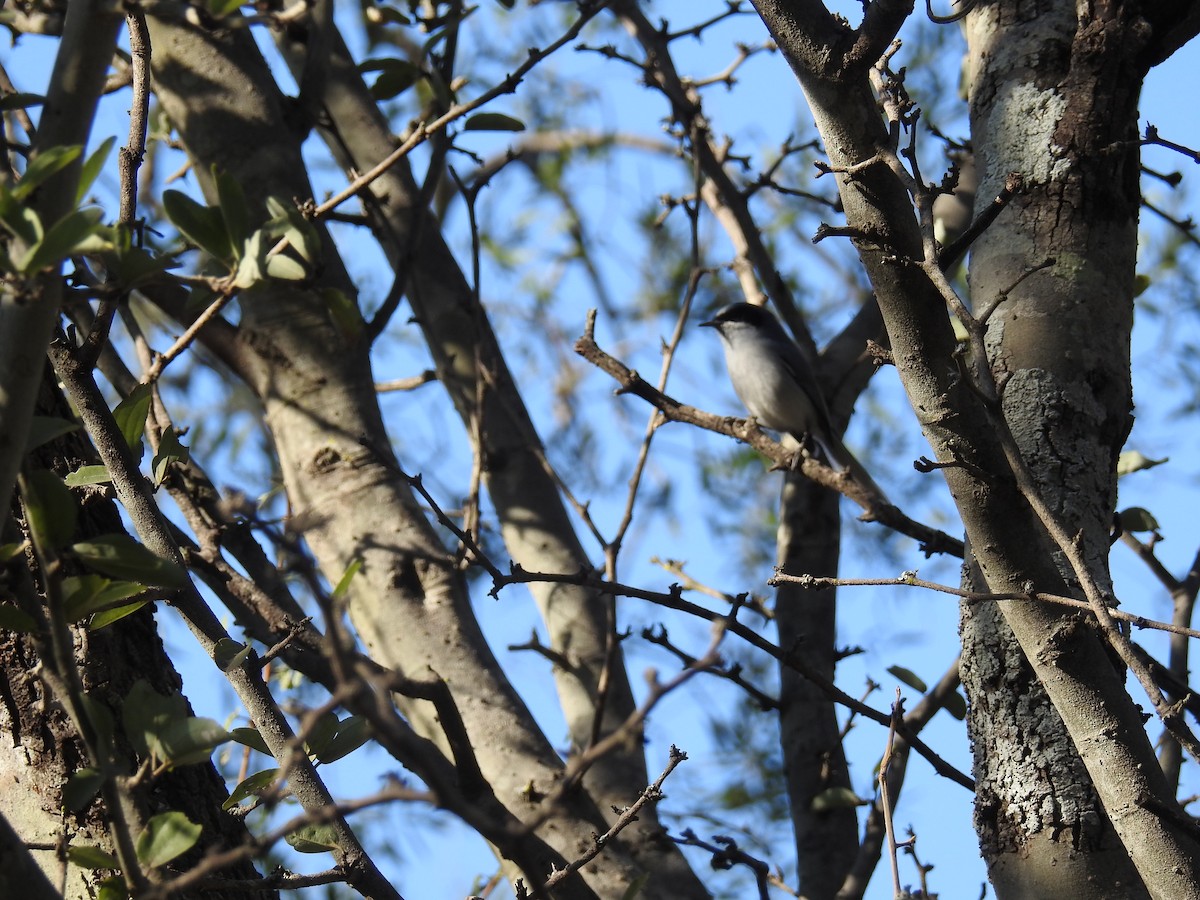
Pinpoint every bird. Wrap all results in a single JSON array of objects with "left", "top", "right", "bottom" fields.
[{"left": 701, "top": 301, "right": 886, "bottom": 500}]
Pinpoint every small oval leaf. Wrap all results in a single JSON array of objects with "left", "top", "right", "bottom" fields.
[
  {"left": 316, "top": 715, "right": 369, "bottom": 764},
  {"left": 112, "top": 384, "right": 152, "bottom": 456},
  {"left": 943, "top": 689, "right": 968, "bottom": 721},
  {"left": 67, "top": 844, "right": 120, "bottom": 870},
  {"left": 285, "top": 823, "right": 341, "bottom": 854},
  {"left": 135, "top": 811, "right": 201, "bottom": 868},
  {"left": 1117, "top": 451, "right": 1167, "bottom": 477},
  {"left": 0, "top": 604, "right": 37, "bottom": 633},
  {"left": 222, "top": 768, "right": 281, "bottom": 810},
  {"left": 90, "top": 599, "right": 152, "bottom": 630},
  {"left": 886, "top": 665, "right": 928, "bottom": 693},
  {"left": 64, "top": 767, "right": 106, "bottom": 812},
  {"left": 163, "top": 189, "right": 233, "bottom": 262},
  {"left": 25, "top": 416, "right": 79, "bottom": 451},
  {"left": 1119, "top": 506, "right": 1161, "bottom": 534},
  {"left": 463, "top": 112, "right": 526, "bottom": 132},
  {"left": 65, "top": 465, "right": 113, "bottom": 486},
  {"left": 21, "top": 469, "right": 78, "bottom": 550},
  {"left": 158, "top": 716, "right": 230, "bottom": 767},
  {"left": 71, "top": 534, "right": 187, "bottom": 589},
  {"left": 214, "top": 637, "right": 253, "bottom": 672},
  {"left": 230, "top": 726, "right": 272, "bottom": 756}
]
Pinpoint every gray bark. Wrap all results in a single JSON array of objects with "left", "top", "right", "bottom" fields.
[
  {"left": 776, "top": 473, "right": 858, "bottom": 899},
  {"left": 749, "top": 0, "right": 1200, "bottom": 896},
  {"left": 961, "top": 3, "right": 1151, "bottom": 894},
  {"left": 271, "top": 14, "right": 654, "bottom": 827},
  {"left": 144, "top": 11, "right": 708, "bottom": 898}
]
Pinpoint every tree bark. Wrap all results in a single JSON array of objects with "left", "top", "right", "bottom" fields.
[
  {"left": 776, "top": 473, "right": 858, "bottom": 899},
  {"left": 961, "top": 2, "right": 1152, "bottom": 893},
  {"left": 144, "top": 11, "right": 708, "bottom": 898},
  {"left": 750, "top": 0, "right": 1200, "bottom": 895},
  {"left": 0, "top": 371, "right": 273, "bottom": 899}
]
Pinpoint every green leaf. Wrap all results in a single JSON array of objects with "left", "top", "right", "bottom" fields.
[
  {"left": 0, "top": 542, "right": 23, "bottom": 564},
  {"left": 158, "top": 716, "right": 230, "bottom": 767},
  {"left": 163, "top": 189, "right": 233, "bottom": 262},
  {"left": 0, "top": 180, "right": 42, "bottom": 245},
  {"left": 887, "top": 665, "right": 928, "bottom": 693},
  {"left": 1117, "top": 450, "right": 1168, "bottom": 477},
  {"left": 24, "top": 415, "right": 79, "bottom": 451},
  {"left": 943, "top": 690, "right": 968, "bottom": 721},
  {"left": 63, "top": 574, "right": 147, "bottom": 623},
  {"left": 76, "top": 136, "right": 116, "bottom": 206},
  {"left": 151, "top": 427, "right": 190, "bottom": 486},
  {"left": 361, "top": 58, "right": 425, "bottom": 100},
  {"left": 232, "top": 230, "right": 265, "bottom": 288},
  {"left": 97, "top": 876, "right": 130, "bottom": 900},
  {"left": 304, "top": 711, "right": 341, "bottom": 761},
  {"left": 67, "top": 844, "right": 120, "bottom": 870},
  {"left": 285, "top": 823, "right": 341, "bottom": 854},
  {"left": 463, "top": 112, "right": 526, "bottom": 132},
  {"left": 214, "top": 637, "right": 253, "bottom": 672},
  {"left": 71, "top": 534, "right": 188, "bottom": 589},
  {"left": 112, "top": 383, "right": 152, "bottom": 456},
  {"left": 89, "top": 599, "right": 152, "bottom": 630},
  {"left": 107, "top": 243, "right": 182, "bottom": 292},
  {"left": 123, "top": 680, "right": 188, "bottom": 759},
  {"left": 135, "top": 812, "right": 201, "bottom": 868},
  {"left": 1119, "top": 506, "right": 1161, "bottom": 533},
  {"left": 229, "top": 726, "right": 272, "bottom": 756},
  {"left": 65, "top": 465, "right": 113, "bottom": 486},
  {"left": 16, "top": 207, "right": 106, "bottom": 273},
  {"left": 14, "top": 144, "right": 82, "bottom": 200},
  {"left": 810, "top": 786, "right": 863, "bottom": 812},
  {"left": 264, "top": 253, "right": 307, "bottom": 280},
  {"left": 64, "top": 767, "right": 106, "bottom": 812},
  {"left": 315, "top": 715, "right": 369, "bottom": 764},
  {"left": 0, "top": 604, "right": 37, "bottom": 633},
  {"left": 264, "top": 196, "right": 320, "bottom": 263},
  {"left": 222, "top": 767, "right": 280, "bottom": 810},
  {"left": 214, "top": 167, "right": 252, "bottom": 253},
  {"left": 20, "top": 469, "right": 77, "bottom": 550},
  {"left": 331, "top": 557, "right": 363, "bottom": 601}
]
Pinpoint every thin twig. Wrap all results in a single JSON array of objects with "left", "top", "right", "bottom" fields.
[
  {"left": 541, "top": 746, "right": 689, "bottom": 890},
  {"left": 308, "top": 2, "right": 608, "bottom": 225},
  {"left": 778, "top": 571, "right": 1200, "bottom": 641},
  {"left": 881, "top": 691, "right": 904, "bottom": 897},
  {"left": 575, "top": 310, "right": 965, "bottom": 556},
  {"left": 142, "top": 287, "right": 236, "bottom": 384}
]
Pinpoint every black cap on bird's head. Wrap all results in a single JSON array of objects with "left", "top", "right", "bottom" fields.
[{"left": 701, "top": 302, "right": 787, "bottom": 337}]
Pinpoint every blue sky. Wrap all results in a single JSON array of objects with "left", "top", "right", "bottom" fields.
[{"left": 5, "top": 3, "right": 1200, "bottom": 898}]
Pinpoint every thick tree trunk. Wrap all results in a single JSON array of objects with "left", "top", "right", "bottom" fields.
[
  {"left": 776, "top": 474, "right": 858, "bottom": 899},
  {"left": 145, "top": 13, "right": 709, "bottom": 898},
  {"left": 962, "top": 3, "right": 1148, "bottom": 894},
  {"left": 0, "top": 372, "right": 273, "bottom": 899},
  {"left": 750, "top": 0, "right": 1200, "bottom": 896}
]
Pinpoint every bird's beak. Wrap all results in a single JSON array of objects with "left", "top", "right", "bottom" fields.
[{"left": 700, "top": 319, "right": 716, "bottom": 328}]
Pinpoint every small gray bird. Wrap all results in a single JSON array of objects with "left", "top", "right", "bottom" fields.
[{"left": 702, "top": 302, "right": 885, "bottom": 499}]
